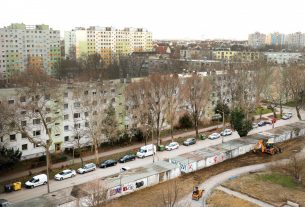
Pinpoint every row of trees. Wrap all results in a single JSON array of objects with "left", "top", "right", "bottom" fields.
[{"left": 125, "top": 73, "right": 211, "bottom": 145}]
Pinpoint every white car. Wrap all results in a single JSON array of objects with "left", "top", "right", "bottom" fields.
[
  {"left": 54, "top": 169, "right": 76, "bottom": 181},
  {"left": 165, "top": 142, "right": 179, "bottom": 151},
  {"left": 208, "top": 133, "right": 221, "bottom": 140},
  {"left": 77, "top": 163, "right": 96, "bottom": 174},
  {"left": 252, "top": 123, "right": 258, "bottom": 128},
  {"left": 220, "top": 129, "right": 232, "bottom": 136},
  {"left": 25, "top": 174, "right": 47, "bottom": 189}
]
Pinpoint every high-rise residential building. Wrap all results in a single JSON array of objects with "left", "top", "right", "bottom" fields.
[
  {"left": 0, "top": 23, "right": 60, "bottom": 79},
  {"left": 248, "top": 32, "right": 266, "bottom": 48},
  {"left": 265, "top": 32, "right": 285, "bottom": 46},
  {"left": 64, "top": 27, "right": 153, "bottom": 64},
  {"left": 285, "top": 32, "right": 305, "bottom": 49}
]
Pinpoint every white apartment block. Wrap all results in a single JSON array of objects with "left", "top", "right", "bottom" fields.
[
  {"left": 0, "top": 23, "right": 60, "bottom": 79},
  {"left": 65, "top": 27, "right": 153, "bottom": 64},
  {"left": 0, "top": 80, "right": 126, "bottom": 160},
  {"left": 248, "top": 32, "right": 266, "bottom": 48},
  {"left": 285, "top": 32, "right": 305, "bottom": 49},
  {"left": 264, "top": 52, "right": 302, "bottom": 64}
]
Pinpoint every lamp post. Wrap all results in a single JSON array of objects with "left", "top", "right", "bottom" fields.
[{"left": 217, "top": 109, "right": 225, "bottom": 143}]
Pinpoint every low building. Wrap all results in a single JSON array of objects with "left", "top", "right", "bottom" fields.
[{"left": 264, "top": 52, "right": 302, "bottom": 64}]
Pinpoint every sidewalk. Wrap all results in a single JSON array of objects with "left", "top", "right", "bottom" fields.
[{"left": 0, "top": 125, "right": 220, "bottom": 183}]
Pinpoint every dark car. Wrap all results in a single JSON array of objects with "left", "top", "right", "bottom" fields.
[
  {"left": 183, "top": 138, "right": 196, "bottom": 146},
  {"left": 119, "top": 154, "right": 136, "bottom": 163},
  {"left": 258, "top": 121, "right": 272, "bottom": 127},
  {"left": 100, "top": 160, "right": 117, "bottom": 168}
]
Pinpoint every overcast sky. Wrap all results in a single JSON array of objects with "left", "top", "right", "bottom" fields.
[{"left": 1, "top": 0, "right": 305, "bottom": 40}]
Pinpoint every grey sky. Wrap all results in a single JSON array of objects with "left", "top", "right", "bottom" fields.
[{"left": 1, "top": 0, "right": 305, "bottom": 40}]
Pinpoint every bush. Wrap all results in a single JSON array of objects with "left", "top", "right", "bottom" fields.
[
  {"left": 178, "top": 114, "right": 193, "bottom": 129},
  {"left": 0, "top": 146, "right": 22, "bottom": 170}
]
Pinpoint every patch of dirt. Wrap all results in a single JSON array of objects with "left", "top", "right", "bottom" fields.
[
  {"left": 223, "top": 171, "right": 305, "bottom": 206},
  {"left": 207, "top": 189, "right": 259, "bottom": 207},
  {"left": 108, "top": 137, "right": 305, "bottom": 207}
]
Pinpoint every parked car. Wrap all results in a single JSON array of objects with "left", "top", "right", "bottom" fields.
[
  {"left": 54, "top": 169, "right": 76, "bottom": 181},
  {"left": 220, "top": 129, "right": 233, "bottom": 136},
  {"left": 286, "top": 112, "right": 293, "bottom": 118},
  {"left": 120, "top": 166, "right": 131, "bottom": 172},
  {"left": 165, "top": 142, "right": 179, "bottom": 151},
  {"left": 183, "top": 138, "right": 196, "bottom": 146},
  {"left": 282, "top": 114, "right": 290, "bottom": 120},
  {"left": 208, "top": 133, "right": 221, "bottom": 140},
  {"left": 258, "top": 121, "right": 272, "bottom": 127},
  {"left": 77, "top": 163, "right": 96, "bottom": 174},
  {"left": 100, "top": 159, "right": 117, "bottom": 168},
  {"left": 252, "top": 123, "right": 258, "bottom": 128},
  {"left": 137, "top": 144, "right": 156, "bottom": 158},
  {"left": 118, "top": 154, "right": 136, "bottom": 163},
  {"left": 25, "top": 174, "right": 47, "bottom": 189},
  {"left": 0, "top": 199, "right": 9, "bottom": 207}
]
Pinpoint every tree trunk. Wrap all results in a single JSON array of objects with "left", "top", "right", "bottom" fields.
[
  {"left": 80, "top": 150, "right": 84, "bottom": 167},
  {"left": 272, "top": 107, "right": 277, "bottom": 118},
  {"left": 279, "top": 100, "right": 283, "bottom": 117},
  {"left": 46, "top": 149, "right": 51, "bottom": 193},
  {"left": 170, "top": 124, "right": 174, "bottom": 142},
  {"left": 296, "top": 106, "right": 302, "bottom": 120},
  {"left": 194, "top": 119, "right": 199, "bottom": 139},
  {"left": 94, "top": 139, "right": 99, "bottom": 165}
]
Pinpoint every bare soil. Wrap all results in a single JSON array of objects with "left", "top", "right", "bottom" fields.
[
  {"left": 108, "top": 137, "right": 305, "bottom": 207},
  {"left": 223, "top": 171, "right": 305, "bottom": 206},
  {"left": 207, "top": 190, "right": 259, "bottom": 207}
]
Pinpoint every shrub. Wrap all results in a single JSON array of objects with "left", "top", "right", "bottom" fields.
[{"left": 178, "top": 114, "right": 193, "bottom": 129}]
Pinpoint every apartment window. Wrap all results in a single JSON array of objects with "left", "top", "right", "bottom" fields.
[
  {"left": 46, "top": 107, "right": 51, "bottom": 112},
  {"left": 8, "top": 99, "right": 14, "bottom": 104},
  {"left": 64, "top": 136, "right": 69, "bottom": 142},
  {"left": 64, "top": 92, "right": 68, "bottom": 97},
  {"left": 46, "top": 117, "right": 51, "bottom": 123},
  {"left": 84, "top": 111, "right": 89, "bottom": 117},
  {"left": 92, "top": 91, "right": 97, "bottom": 95},
  {"left": 22, "top": 144, "right": 28, "bottom": 150},
  {"left": 34, "top": 142, "right": 41, "bottom": 148},
  {"left": 92, "top": 100, "right": 97, "bottom": 106},
  {"left": 64, "top": 125, "right": 69, "bottom": 131},
  {"left": 74, "top": 113, "right": 80, "bottom": 118},
  {"left": 74, "top": 123, "right": 81, "bottom": 129},
  {"left": 85, "top": 122, "right": 89, "bottom": 127},
  {"left": 20, "top": 96, "right": 26, "bottom": 102},
  {"left": 74, "top": 102, "right": 80, "bottom": 108},
  {"left": 74, "top": 135, "right": 80, "bottom": 140},
  {"left": 45, "top": 94, "right": 50, "bottom": 100},
  {"left": 55, "top": 134, "right": 60, "bottom": 137},
  {"left": 10, "top": 134, "right": 16, "bottom": 141},
  {"left": 0, "top": 136, "right": 3, "bottom": 142},
  {"left": 93, "top": 111, "right": 97, "bottom": 115},
  {"left": 33, "top": 130, "right": 41, "bottom": 137},
  {"left": 33, "top": 119, "right": 41, "bottom": 125},
  {"left": 55, "top": 123, "right": 60, "bottom": 125},
  {"left": 21, "top": 120, "right": 27, "bottom": 127},
  {"left": 22, "top": 133, "right": 27, "bottom": 138},
  {"left": 111, "top": 98, "right": 115, "bottom": 103},
  {"left": 64, "top": 114, "right": 69, "bottom": 120},
  {"left": 64, "top": 103, "right": 68, "bottom": 109},
  {"left": 111, "top": 88, "right": 115, "bottom": 93},
  {"left": 84, "top": 90, "right": 88, "bottom": 95}
]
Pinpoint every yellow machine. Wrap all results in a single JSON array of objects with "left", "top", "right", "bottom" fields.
[
  {"left": 192, "top": 186, "right": 204, "bottom": 200},
  {"left": 12, "top": 182, "right": 22, "bottom": 191},
  {"left": 253, "top": 139, "right": 282, "bottom": 155}
]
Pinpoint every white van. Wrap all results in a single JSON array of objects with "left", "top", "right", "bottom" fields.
[
  {"left": 25, "top": 174, "right": 48, "bottom": 189},
  {"left": 137, "top": 144, "right": 156, "bottom": 158}
]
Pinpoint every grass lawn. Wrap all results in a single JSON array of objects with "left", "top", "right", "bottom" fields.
[
  {"left": 255, "top": 108, "right": 273, "bottom": 115},
  {"left": 259, "top": 172, "right": 298, "bottom": 188}
]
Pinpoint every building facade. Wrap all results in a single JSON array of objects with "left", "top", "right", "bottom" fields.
[
  {"left": 264, "top": 52, "right": 302, "bottom": 64},
  {"left": 265, "top": 32, "right": 285, "bottom": 46},
  {"left": 0, "top": 79, "right": 127, "bottom": 160},
  {"left": 248, "top": 32, "right": 266, "bottom": 48},
  {"left": 64, "top": 27, "right": 153, "bottom": 64},
  {"left": 0, "top": 23, "right": 60, "bottom": 79},
  {"left": 285, "top": 32, "right": 305, "bottom": 49},
  {"left": 212, "top": 49, "right": 261, "bottom": 61}
]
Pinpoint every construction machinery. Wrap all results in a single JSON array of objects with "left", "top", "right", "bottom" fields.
[
  {"left": 253, "top": 139, "right": 282, "bottom": 155},
  {"left": 192, "top": 186, "right": 204, "bottom": 200}
]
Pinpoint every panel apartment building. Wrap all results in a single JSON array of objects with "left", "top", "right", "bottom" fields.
[
  {"left": 0, "top": 79, "right": 126, "bottom": 160},
  {"left": 64, "top": 27, "right": 153, "bottom": 64},
  {"left": 0, "top": 23, "right": 60, "bottom": 79}
]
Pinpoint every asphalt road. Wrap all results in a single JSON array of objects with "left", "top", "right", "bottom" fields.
[{"left": 1, "top": 108, "right": 303, "bottom": 204}]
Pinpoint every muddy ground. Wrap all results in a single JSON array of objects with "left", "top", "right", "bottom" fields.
[
  {"left": 207, "top": 189, "right": 259, "bottom": 207},
  {"left": 107, "top": 137, "right": 305, "bottom": 207}
]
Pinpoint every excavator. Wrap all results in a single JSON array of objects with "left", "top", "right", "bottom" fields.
[
  {"left": 192, "top": 186, "right": 204, "bottom": 200},
  {"left": 253, "top": 139, "right": 282, "bottom": 155}
]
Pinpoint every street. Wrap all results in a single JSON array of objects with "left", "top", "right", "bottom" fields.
[{"left": 1, "top": 108, "right": 303, "bottom": 204}]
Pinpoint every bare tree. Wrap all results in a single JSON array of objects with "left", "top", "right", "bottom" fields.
[
  {"left": 155, "top": 180, "right": 190, "bottom": 207},
  {"left": 161, "top": 74, "right": 180, "bottom": 141},
  {"left": 284, "top": 64, "right": 305, "bottom": 120},
  {"left": 181, "top": 73, "right": 211, "bottom": 139},
  {"left": 101, "top": 103, "right": 119, "bottom": 145},
  {"left": 81, "top": 180, "right": 109, "bottom": 207},
  {"left": 0, "top": 68, "right": 62, "bottom": 193}
]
